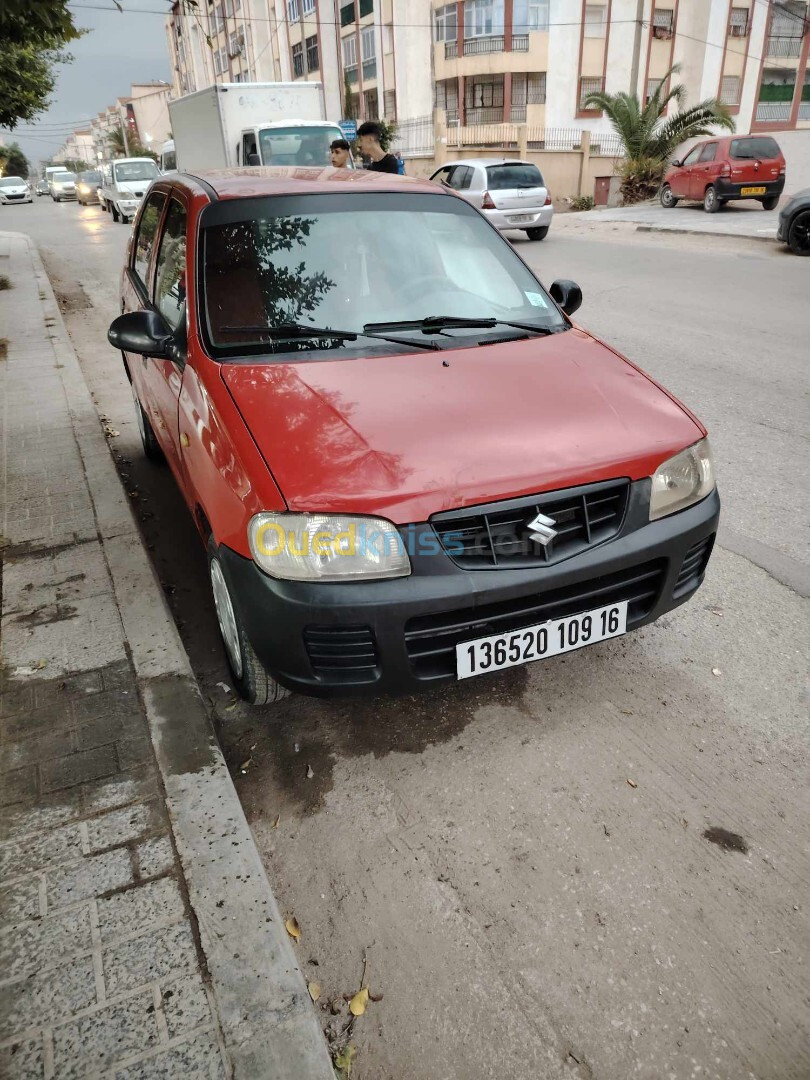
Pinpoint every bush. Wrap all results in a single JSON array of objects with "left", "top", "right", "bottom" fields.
[{"left": 569, "top": 195, "right": 595, "bottom": 212}]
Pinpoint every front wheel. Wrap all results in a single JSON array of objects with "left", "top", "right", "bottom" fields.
[
  {"left": 131, "top": 382, "right": 164, "bottom": 462},
  {"left": 208, "top": 544, "right": 291, "bottom": 706},
  {"left": 526, "top": 226, "right": 549, "bottom": 241},
  {"left": 703, "top": 186, "right": 721, "bottom": 213},
  {"left": 659, "top": 183, "right": 678, "bottom": 208},
  {"left": 111, "top": 202, "right": 120, "bottom": 222},
  {"left": 761, "top": 196, "right": 779, "bottom": 211},
  {"left": 787, "top": 209, "right": 810, "bottom": 256}
]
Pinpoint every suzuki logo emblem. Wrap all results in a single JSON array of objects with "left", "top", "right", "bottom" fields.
[{"left": 527, "top": 511, "right": 557, "bottom": 546}]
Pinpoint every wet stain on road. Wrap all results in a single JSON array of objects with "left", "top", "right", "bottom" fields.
[{"left": 703, "top": 825, "right": 749, "bottom": 854}]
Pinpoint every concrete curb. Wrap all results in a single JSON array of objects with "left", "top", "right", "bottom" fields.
[
  {"left": 634, "top": 224, "right": 777, "bottom": 244},
  {"left": 20, "top": 234, "right": 334, "bottom": 1080}
]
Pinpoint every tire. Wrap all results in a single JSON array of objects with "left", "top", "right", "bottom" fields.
[
  {"left": 761, "top": 196, "right": 779, "bottom": 211},
  {"left": 208, "top": 541, "right": 291, "bottom": 706},
  {"left": 703, "top": 186, "right": 721, "bottom": 213},
  {"left": 131, "top": 382, "right": 164, "bottom": 462},
  {"left": 526, "top": 226, "right": 549, "bottom": 241},
  {"left": 659, "top": 183, "right": 678, "bottom": 208},
  {"left": 111, "top": 203, "right": 120, "bottom": 222},
  {"left": 787, "top": 209, "right": 810, "bottom": 256}
]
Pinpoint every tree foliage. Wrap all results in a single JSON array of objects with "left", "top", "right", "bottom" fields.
[
  {"left": 0, "top": 1, "right": 82, "bottom": 129},
  {"left": 106, "top": 127, "right": 158, "bottom": 162},
  {"left": 584, "top": 65, "right": 735, "bottom": 203},
  {"left": 0, "top": 143, "right": 31, "bottom": 179}
]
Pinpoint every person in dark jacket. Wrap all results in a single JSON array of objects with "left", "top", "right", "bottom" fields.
[{"left": 356, "top": 121, "right": 400, "bottom": 174}]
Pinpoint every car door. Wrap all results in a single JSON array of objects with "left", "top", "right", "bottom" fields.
[
  {"left": 691, "top": 142, "right": 718, "bottom": 200},
  {"left": 669, "top": 145, "right": 702, "bottom": 199},
  {"left": 145, "top": 194, "right": 190, "bottom": 484},
  {"left": 446, "top": 164, "right": 475, "bottom": 206},
  {"left": 122, "top": 188, "right": 167, "bottom": 420}
]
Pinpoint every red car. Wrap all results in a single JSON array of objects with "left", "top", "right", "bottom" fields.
[
  {"left": 660, "top": 134, "right": 785, "bottom": 213},
  {"left": 109, "top": 168, "right": 719, "bottom": 704}
]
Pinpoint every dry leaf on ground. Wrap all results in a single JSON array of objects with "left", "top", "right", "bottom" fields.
[
  {"left": 308, "top": 981, "right": 321, "bottom": 1001},
  {"left": 271, "top": 814, "right": 280, "bottom": 829},
  {"left": 334, "top": 1044, "right": 356, "bottom": 1076},
  {"left": 285, "top": 916, "right": 301, "bottom": 941},
  {"left": 626, "top": 778, "right": 638, "bottom": 788},
  {"left": 349, "top": 987, "right": 369, "bottom": 1016}
]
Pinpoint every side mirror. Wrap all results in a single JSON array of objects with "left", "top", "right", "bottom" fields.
[
  {"left": 672, "top": 159, "right": 682, "bottom": 168},
  {"left": 108, "top": 309, "right": 172, "bottom": 359},
  {"left": 247, "top": 152, "right": 261, "bottom": 166},
  {"left": 549, "top": 279, "right": 583, "bottom": 317}
]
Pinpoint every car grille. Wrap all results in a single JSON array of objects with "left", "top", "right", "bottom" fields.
[
  {"left": 673, "top": 535, "right": 714, "bottom": 597},
  {"left": 431, "top": 480, "right": 629, "bottom": 569},
  {"left": 303, "top": 625, "right": 379, "bottom": 684},
  {"left": 6, "top": 193, "right": 26, "bottom": 200},
  {"left": 404, "top": 560, "right": 664, "bottom": 679}
]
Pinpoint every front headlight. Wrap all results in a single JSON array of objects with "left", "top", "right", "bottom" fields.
[
  {"left": 649, "top": 438, "right": 715, "bottom": 521},
  {"left": 247, "top": 512, "right": 411, "bottom": 581}
]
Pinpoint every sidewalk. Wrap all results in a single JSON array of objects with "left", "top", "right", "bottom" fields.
[
  {"left": 556, "top": 200, "right": 780, "bottom": 241},
  {"left": 0, "top": 232, "right": 333, "bottom": 1079}
]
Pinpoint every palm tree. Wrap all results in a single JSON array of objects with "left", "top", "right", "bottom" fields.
[
  {"left": 584, "top": 65, "right": 735, "bottom": 203},
  {"left": 106, "top": 127, "right": 157, "bottom": 161}
]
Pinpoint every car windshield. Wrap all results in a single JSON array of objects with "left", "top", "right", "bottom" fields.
[
  {"left": 258, "top": 126, "right": 345, "bottom": 167},
  {"left": 0, "top": 177, "right": 25, "bottom": 188},
  {"left": 80, "top": 171, "right": 102, "bottom": 183},
  {"left": 730, "top": 137, "right": 781, "bottom": 160},
  {"left": 202, "top": 192, "right": 565, "bottom": 358},
  {"left": 486, "top": 163, "right": 545, "bottom": 189},
  {"left": 114, "top": 161, "right": 159, "bottom": 182},
  {"left": 53, "top": 173, "right": 74, "bottom": 183}
]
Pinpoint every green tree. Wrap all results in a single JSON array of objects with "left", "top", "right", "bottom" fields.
[
  {"left": 58, "top": 158, "right": 92, "bottom": 173},
  {"left": 0, "top": 142, "right": 30, "bottom": 179},
  {"left": 0, "top": 1, "right": 82, "bottom": 129},
  {"left": 106, "top": 128, "right": 158, "bottom": 161},
  {"left": 584, "top": 65, "right": 735, "bottom": 204}
]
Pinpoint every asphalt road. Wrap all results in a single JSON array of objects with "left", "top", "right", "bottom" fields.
[{"left": 5, "top": 197, "right": 809, "bottom": 1080}]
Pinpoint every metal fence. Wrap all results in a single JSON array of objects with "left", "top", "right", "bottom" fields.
[
  {"left": 391, "top": 115, "right": 435, "bottom": 159},
  {"left": 589, "top": 132, "right": 624, "bottom": 157},
  {"left": 464, "top": 35, "right": 504, "bottom": 55},
  {"left": 526, "top": 127, "right": 586, "bottom": 151},
  {"left": 447, "top": 122, "right": 520, "bottom": 149},
  {"left": 765, "top": 35, "right": 803, "bottom": 58},
  {"left": 755, "top": 101, "right": 792, "bottom": 121}
]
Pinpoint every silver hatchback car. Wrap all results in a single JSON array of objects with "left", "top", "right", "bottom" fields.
[{"left": 429, "top": 158, "right": 553, "bottom": 241}]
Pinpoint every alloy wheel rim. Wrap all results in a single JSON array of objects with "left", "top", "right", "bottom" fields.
[
  {"left": 210, "top": 559, "right": 243, "bottom": 679},
  {"left": 662, "top": 186, "right": 672, "bottom": 206}
]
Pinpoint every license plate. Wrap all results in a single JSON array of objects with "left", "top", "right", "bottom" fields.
[
  {"left": 508, "top": 214, "right": 532, "bottom": 223},
  {"left": 456, "top": 601, "right": 628, "bottom": 680},
  {"left": 741, "top": 186, "right": 766, "bottom": 196}
]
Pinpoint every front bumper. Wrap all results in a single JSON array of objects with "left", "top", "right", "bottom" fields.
[
  {"left": 117, "top": 200, "right": 139, "bottom": 216},
  {"left": 218, "top": 483, "right": 720, "bottom": 698},
  {"left": 486, "top": 205, "right": 554, "bottom": 231},
  {"left": 715, "top": 177, "right": 784, "bottom": 201},
  {"left": 0, "top": 194, "right": 32, "bottom": 203}
]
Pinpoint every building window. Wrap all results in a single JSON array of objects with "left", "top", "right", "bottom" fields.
[
  {"left": 528, "top": 71, "right": 546, "bottom": 103},
  {"left": 435, "top": 3, "right": 458, "bottom": 42},
  {"left": 340, "top": 2, "right": 355, "bottom": 27},
  {"left": 225, "top": 0, "right": 233, "bottom": 15},
  {"left": 652, "top": 8, "right": 674, "bottom": 39},
  {"left": 465, "top": 0, "right": 505, "bottom": 39},
  {"left": 359, "top": 0, "right": 373, "bottom": 16},
  {"left": 513, "top": 0, "right": 549, "bottom": 32},
  {"left": 302, "top": 0, "right": 316, "bottom": 12},
  {"left": 342, "top": 34, "right": 357, "bottom": 70},
  {"left": 579, "top": 75, "right": 603, "bottom": 109},
  {"left": 719, "top": 75, "right": 741, "bottom": 104},
  {"left": 646, "top": 76, "right": 667, "bottom": 103},
  {"left": 361, "top": 24, "right": 376, "bottom": 60},
  {"left": 729, "top": 7, "right": 749, "bottom": 36},
  {"left": 288, "top": 0, "right": 300, "bottom": 22},
  {"left": 292, "top": 42, "right": 304, "bottom": 77},
  {"left": 213, "top": 48, "right": 221, "bottom": 74},
  {"left": 215, "top": 1, "right": 225, "bottom": 32},
  {"left": 583, "top": 4, "right": 606, "bottom": 37},
  {"left": 384, "top": 89, "right": 397, "bottom": 118},
  {"left": 364, "top": 88, "right": 378, "bottom": 117},
  {"left": 306, "top": 34, "right": 318, "bottom": 70},
  {"left": 466, "top": 73, "right": 504, "bottom": 108},
  {"left": 435, "top": 78, "right": 459, "bottom": 115}
]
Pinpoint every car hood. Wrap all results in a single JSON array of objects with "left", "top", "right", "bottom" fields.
[
  {"left": 220, "top": 329, "right": 704, "bottom": 524},
  {"left": 4, "top": 186, "right": 27, "bottom": 193}
]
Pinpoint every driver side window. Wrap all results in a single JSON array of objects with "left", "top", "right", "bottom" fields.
[
  {"left": 132, "top": 192, "right": 166, "bottom": 290},
  {"left": 682, "top": 146, "right": 703, "bottom": 166}
]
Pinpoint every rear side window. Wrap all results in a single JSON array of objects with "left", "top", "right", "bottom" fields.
[
  {"left": 153, "top": 199, "right": 187, "bottom": 331},
  {"left": 698, "top": 143, "right": 717, "bottom": 162},
  {"left": 448, "top": 165, "right": 473, "bottom": 190},
  {"left": 486, "top": 164, "right": 544, "bottom": 189},
  {"left": 133, "top": 192, "right": 166, "bottom": 287},
  {"left": 730, "top": 137, "right": 781, "bottom": 160}
]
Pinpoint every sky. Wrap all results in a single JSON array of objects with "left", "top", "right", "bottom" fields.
[{"left": 1, "top": 0, "right": 172, "bottom": 169}]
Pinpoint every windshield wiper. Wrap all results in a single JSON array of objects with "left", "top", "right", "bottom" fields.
[
  {"left": 364, "top": 315, "right": 560, "bottom": 337},
  {"left": 219, "top": 322, "right": 439, "bottom": 351}
]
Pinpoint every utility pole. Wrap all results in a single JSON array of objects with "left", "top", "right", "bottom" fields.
[{"left": 630, "top": 0, "right": 645, "bottom": 96}]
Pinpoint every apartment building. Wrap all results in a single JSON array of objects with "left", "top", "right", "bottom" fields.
[
  {"left": 55, "top": 129, "right": 94, "bottom": 167},
  {"left": 432, "top": 0, "right": 809, "bottom": 136}
]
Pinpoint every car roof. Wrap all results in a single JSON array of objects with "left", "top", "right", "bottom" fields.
[{"left": 173, "top": 165, "right": 446, "bottom": 200}]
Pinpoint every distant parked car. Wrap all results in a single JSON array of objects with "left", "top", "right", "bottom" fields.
[
  {"left": 0, "top": 176, "right": 33, "bottom": 204},
  {"left": 430, "top": 158, "right": 553, "bottom": 241},
  {"left": 76, "top": 169, "right": 103, "bottom": 205},
  {"left": 777, "top": 187, "right": 810, "bottom": 256},
  {"left": 50, "top": 171, "right": 77, "bottom": 201},
  {"left": 36, "top": 179, "right": 49, "bottom": 197},
  {"left": 660, "top": 135, "right": 785, "bottom": 214},
  {"left": 99, "top": 157, "right": 160, "bottom": 223}
]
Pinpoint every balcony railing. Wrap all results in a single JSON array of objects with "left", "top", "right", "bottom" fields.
[
  {"left": 765, "top": 35, "right": 803, "bottom": 58},
  {"left": 511, "top": 34, "right": 529, "bottom": 50},
  {"left": 465, "top": 106, "right": 506, "bottom": 124},
  {"left": 510, "top": 104, "right": 527, "bottom": 122},
  {"left": 799, "top": 100, "right": 810, "bottom": 119},
  {"left": 464, "top": 35, "right": 504, "bottom": 55},
  {"left": 444, "top": 41, "right": 458, "bottom": 59},
  {"left": 345, "top": 65, "right": 358, "bottom": 84},
  {"left": 362, "top": 58, "right": 377, "bottom": 80},
  {"left": 755, "top": 100, "right": 792, "bottom": 120}
]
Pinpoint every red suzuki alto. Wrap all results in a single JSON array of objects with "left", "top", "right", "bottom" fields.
[{"left": 109, "top": 168, "right": 719, "bottom": 704}]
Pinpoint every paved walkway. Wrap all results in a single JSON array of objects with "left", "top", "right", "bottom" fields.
[
  {"left": 558, "top": 200, "right": 781, "bottom": 240},
  {"left": 0, "top": 233, "right": 333, "bottom": 1078}
]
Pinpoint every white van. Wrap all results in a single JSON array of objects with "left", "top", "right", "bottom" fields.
[
  {"left": 160, "top": 139, "right": 176, "bottom": 172},
  {"left": 99, "top": 157, "right": 161, "bottom": 223}
]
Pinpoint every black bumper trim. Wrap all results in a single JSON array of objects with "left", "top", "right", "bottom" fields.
[{"left": 715, "top": 177, "right": 785, "bottom": 199}]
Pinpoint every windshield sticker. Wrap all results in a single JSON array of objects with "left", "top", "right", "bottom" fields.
[{"left": 525, "top": 292, "right": 547, "bottom": 308}]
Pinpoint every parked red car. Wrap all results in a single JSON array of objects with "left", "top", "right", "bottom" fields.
[
  {"left": 109, "top": 168, "right": 719, "bottom": 704},
  {"left": 660, "top": 134, "right": 785, "bottom": 213}
]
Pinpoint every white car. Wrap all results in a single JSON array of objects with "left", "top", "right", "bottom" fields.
[
  {"left": 429, "top": 158, "right": 553, "bottom": 241},
  {"left": 0, "top": 176, "right": 33, "bottom": 205},
  {"left": 99, "top": 157, "right": 161, "bottom": 224},
  {"left": 50, "top": 171, "right": 77, "bottom": 201}
]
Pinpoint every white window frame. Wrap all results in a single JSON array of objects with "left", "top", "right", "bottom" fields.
[
  {"left": 302, "top": 0, "right": 316, "bottom": 13},
  {"left": 464, "top": 0, "right": 504, "bottom": 39},
  {"left": 292, "top": 41, "right": 304, "bottom": 77},
  {"left": 435, "top": 3, "right": 458, "bottom": 42},
  {"left": 288, "top": 0, "right": 300, "bottom": 23},
  {"left": 215, "top": 2, "right": 225, "bottom": 32},
  {"left": 342, "top": 34, "right": 357, "bottom": 69},
  {"left": 583, "top": 4, "right": 606, "bottom": 37},
  {"left": 361, "top": 24, "right": 376, "bottom": 60},
  {"left": 528, "top": 0, "right": 549, "bottom": 30}
]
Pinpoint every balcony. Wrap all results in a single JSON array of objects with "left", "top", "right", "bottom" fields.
[
  {"left": 444, "top": 41, "right": 458, "bottom": 59},
  {"left": 755, "top": 100, "right": 792, "bottom": 120},
  {"left": 511, "top": 34, "right": 529, "bottom": 50},
  {"left": 465, "top": 106, "right": 505, "bottom": 124},
  {"left": 464, "top": 35, "right": 504, "bottom": 55},
  {"left": 510, "top": 104, "right": 527, "bottom": 121},
  {"left": 766, "top": 36, "right": 803, "bottom": 58},
  {"left": 345, "top": 65, "right": 358, "bottom": 85},
  {"left": 362, "top": 58, "right": 377, "bottom": 80},
  {"left": 800, "top": 101, "right": 810, "bottom": 119}
]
